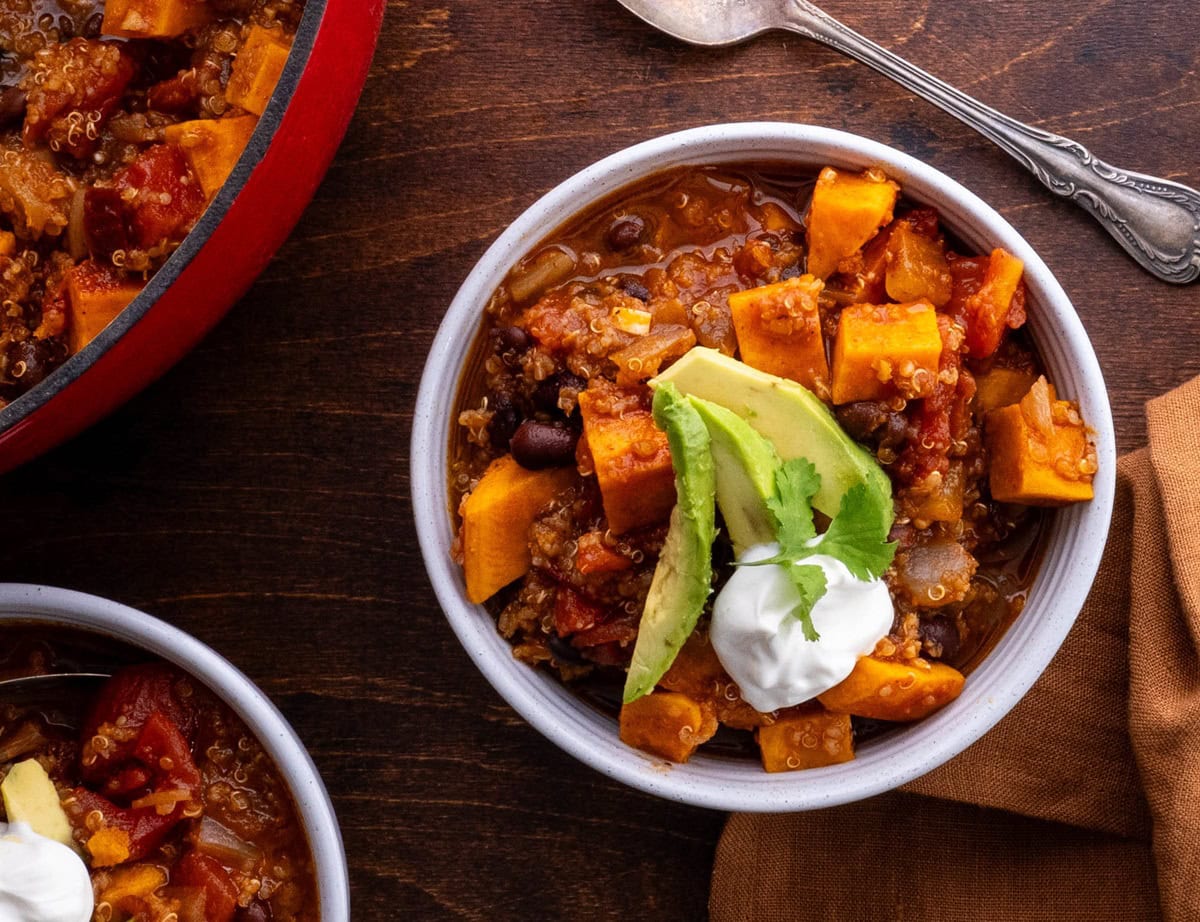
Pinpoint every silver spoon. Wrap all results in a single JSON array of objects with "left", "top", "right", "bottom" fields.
[
  {"left": 0, "top": 672, "right": 111, "bottom": 713},
  {"left": 616, "top": 0, "right": 1200, "bottom": 284}
]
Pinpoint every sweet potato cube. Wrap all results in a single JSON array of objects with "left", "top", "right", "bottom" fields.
[
  {"left": 0, "top": 230, "right": 16, "bottom": 257},
  {"left": 806, "top": 167, "right": 899, "bottom": 280},
  {"left": 227, "top": 25, "right": 292, "bottom": 116},
  {"left": 461, "top": 454, "right": 574, "bottom": 603},
  {"left": 757, "top": 703, "right": 855, "bottom": 772},
  {"left": 885, "top": 221, "right": 952, "bottom": 307},
  {"left": 819, "top": 656, "right": 965, "bottom": 721},
  {"left": 660, "top": 631, "right": 764, "bottom": 730},
  {"left": 102, "top": 0, "right": 210, "bottom": 38},
  {"left": 830, "top": 300, "right": 941, "bottom": 404},
  {"left": 729, "top": 274, "right": 830, "bottom": 397},
  {"left": 66, "top": 261, "right": 146, "bottom": 353},
  {"left": 100, "top": 865, "right": 169, "bottom": 909},
  {"left": 165, "top": 116, "right": 258, "bottom": 199},
  {"left": 578, "top": 386, "right": 675, "bottom": 534},
  {"left": 985, "top": 377, "right": 1095, "bottom": 506},
  {"left": 619, "top": 691, "right": 717, "bottom": 763},
  {"left": 964, "top": 248, "right": 1025, "bottom": 358},
  {"left": 974, "top": 366, "right": 1037, "bottom": 415}
]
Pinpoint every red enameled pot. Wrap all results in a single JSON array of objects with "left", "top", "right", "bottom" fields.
[{"left": 0, "top": 0, "right": 385, "bottom": 474}]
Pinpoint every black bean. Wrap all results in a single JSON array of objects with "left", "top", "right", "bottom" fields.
[
  {"left": 835, "top": 401, "right": 889, "bottom": 441},
  {"left": 619, "top": 278, "right": 651, "bottom": 302},
  {"left": 920, "top": 615, "right": 961, "bottom": 661},
  {"left": 6, "top": 339, "right": 58, "bottom": 391},
  {"left": 487, "top": 394, "right": 521, "bottom": 452},
  {"left": 492, "top": 325, "right": 530, "bottom": 355},
  {"left": 531, "top": 371, "right": 586, "bottom": 415},
  {"left": 606, "top": 215, "right": 645, "bottom": 250},
  {"left": 0, "top": 86, "right": 26, "bottom": 128},
  {"left": 510, "top": 420, "right": 578, "bottom": 469},
  {"left": 548, "top": 633, "right": 588, "bottom": 665}
]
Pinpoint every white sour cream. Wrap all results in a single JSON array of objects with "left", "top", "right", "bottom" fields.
[
  {"left": 0, "top": 822, "right": 93, "bottom": 922},
  {"left": 711, "top": 544, "right": 894, "bottom": 713}
]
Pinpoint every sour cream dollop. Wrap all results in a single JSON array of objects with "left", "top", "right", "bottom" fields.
[
  {"left": 711, "top": 544, "right": 894, "bottom": 713},
  {"left": 0, "top": 822, "right": 93, "bottom": 922}
]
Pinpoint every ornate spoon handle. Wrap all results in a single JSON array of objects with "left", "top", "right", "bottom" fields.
[{"left": 783, "top": 0, "right": 1200, "bottom": 283}]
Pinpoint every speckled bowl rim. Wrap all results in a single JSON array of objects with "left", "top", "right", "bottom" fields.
[
  {"left": 411, "top": 122, "right": 1116, "bottom": 813},
  {"left": 0, "top": 584, "right": 350, "bottom": 918}
]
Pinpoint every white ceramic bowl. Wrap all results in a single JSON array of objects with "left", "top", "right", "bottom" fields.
[
  {"left": 411, "top": 123, "right": 1116, "bottom": 812},
  {"left": 0, "top": 584, "right": 350, "bottom": 918}
]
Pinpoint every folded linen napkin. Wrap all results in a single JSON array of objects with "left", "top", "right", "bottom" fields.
[{"left": 711, "top": 375, "right": 1200, "bottom": 922}]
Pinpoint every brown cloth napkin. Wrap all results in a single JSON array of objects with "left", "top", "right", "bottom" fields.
[{"left": 711, "top": 375, "right": 1200, "bottom": 922}]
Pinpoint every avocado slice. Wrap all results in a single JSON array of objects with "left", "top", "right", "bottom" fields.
[
  {"left": 2, "top": 759, "right": 79, "bottom": 854},
  {"left": 688, "top": 395, "right": 781, "bottom": 557},
  {"left": 623, "top": 383, "right": 716, "bottom": 704},
  {"left": 653, "top": 348, "right": 892, "bottom": 532}
]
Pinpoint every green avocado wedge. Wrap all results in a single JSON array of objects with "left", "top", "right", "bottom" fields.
[
  {"left": 623, "top": 383, "right": 716, "bottom": 704},
  {"left": 687, "top": 396, "right": 781, "bottom": 557},
  {"left": 653, "top": 347, "right": 893, "bottom": 534}
]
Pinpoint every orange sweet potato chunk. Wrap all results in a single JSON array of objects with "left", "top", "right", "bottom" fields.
[
  {"left": 757, "top": 703, "right": 855, "bottom": 772},
  {"left": 227, "top": 25, "right": 292, "bottom": 116},
  {"left": 578, "top": 384, "right": 675, "bottom": 534},
  {"left": 885, "top": 220, "right": 952, "bottom": 307},
  {"left": 660, "top": 631, "right": 765, "bottom": 730},
  {"left": 102, "top": 0, "right": 210, "bottom": 38},
  {"left": 729, "top": 274, "right": 830, "bottom": 397},
  {"left": 973, "top": 366, "right": 1038, "bottom": 415},
  {"left": 460, "top": 454, "right": 574, "bottom": 603},
  {"left": 66, "top": 260, "right": 146, "bottom": 353},
  {"left": 165, "top": 116, "right": 258, "bottom": 199},
  {"left": 985, "top": 376, "right": 1096, "bottom": 506},
  {"left": 99, "top": 865, "right": 168, "bottom": 909},
  {"left": 806, "top": 167, "right": 899, "bottom": 280},
  {"left": 830, "top": 300, "right": 941, "bottom": 404},
  {"left": 819, "top": 655, "right": 965, "bottom": 722},
  {"left": 619, "top": 691, "right": 717, "bottom": 763}
]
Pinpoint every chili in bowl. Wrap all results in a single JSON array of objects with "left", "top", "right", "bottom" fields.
[
  {"left": 412, "top": 123, "right": 1116, "bottom": 811},
  {"left": 0, "top": 0, "right": 384, "bottom": 474},
  {"left": 0, "top": 584, "right": 348, "bottom": 920}
]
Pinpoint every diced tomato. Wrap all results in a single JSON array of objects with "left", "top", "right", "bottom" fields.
[
  {"left": 574, "top": 531, "right": 633, "bottom": 576},
  {"left": 72, "top": 710, "right": 202, "bottom": 864},
  {"left": 147, "top": 70, "right": 200, "bottom": 114},
  {"left": 946, "top": 251, "right": 1026, "bottom": 358},
  {"left": 81, "top": 663, "right": 196, "bottom": 783},
  {"left": 572, "top": 613, "right": 638, "bottom": 648},
  {"left": 72, "top": 786, "right": 180, "bottom": 864},
  {"left": 553, "top": 589, "right": 603, "bottom": 635},
  {"left": 112, "top": 144, "right": 206, "bottom": 250},
  {"left": 23, "top": 39, "right": 136, "bottom": 158},
  {"left": 175, "top": 852, "right": 240, "bottom": 922},
  {"left": 83, "top": 186, "right": 131, "bottom": 258},
  {"left": 894, "top": 315, "right": 975, "bottom": 487}
]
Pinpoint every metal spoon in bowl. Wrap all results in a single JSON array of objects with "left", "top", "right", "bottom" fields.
[
  {"left": 615, "top": 0, "right": 1200, "bottom": 284},
  {"left": 0, "top": 673, "right": 111, "bottom": 724}
]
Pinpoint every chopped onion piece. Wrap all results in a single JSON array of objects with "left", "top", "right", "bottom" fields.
[{"left": 191, "top": 814, "right": 262, "bottom": 871}]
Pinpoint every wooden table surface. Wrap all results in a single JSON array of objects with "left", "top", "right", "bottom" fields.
[{"left": 3, "top": 1, "right": 1199, "bottom": 918}]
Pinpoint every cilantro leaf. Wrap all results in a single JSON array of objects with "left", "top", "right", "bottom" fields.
[
  {"left": 735, "top": 458, "right": 895, "bottom": 645},
  {"left": 783, "top": 562, "right": 827, "bottom": 641},
  {"left": 765, "top": 458, "right": 820, "bottom": 552},
  {"left": 813, "top": 483, "right": 897, "bottom": 581}
]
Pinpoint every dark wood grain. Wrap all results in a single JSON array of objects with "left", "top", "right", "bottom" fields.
[{"left": 2, "top": 1, "right": 1198, "bottom": 918}]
